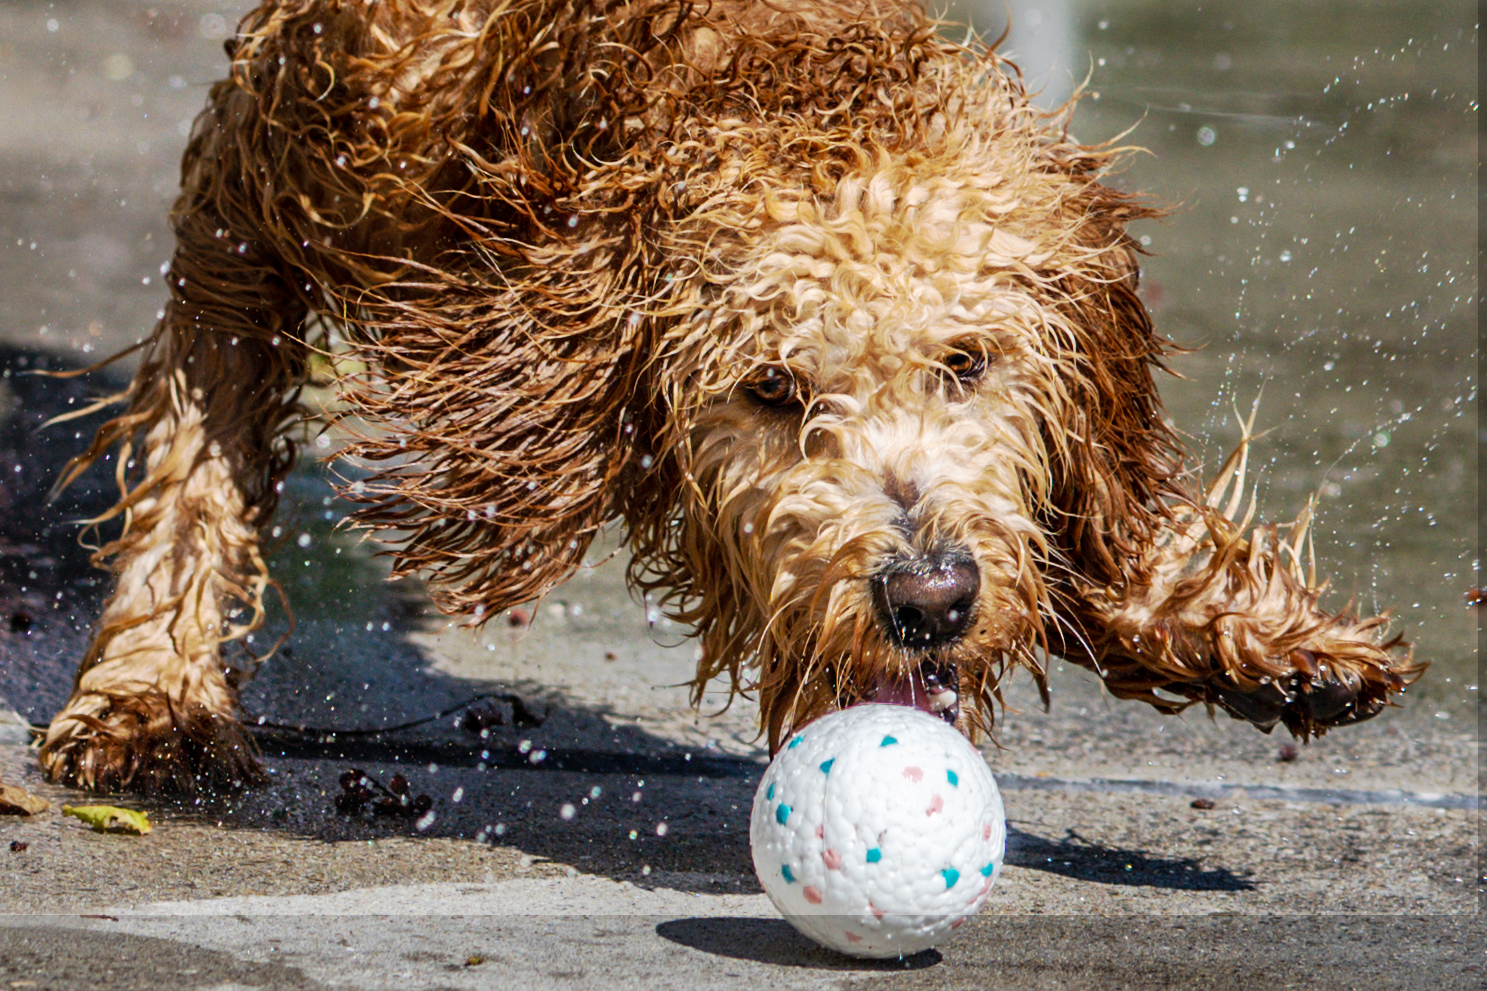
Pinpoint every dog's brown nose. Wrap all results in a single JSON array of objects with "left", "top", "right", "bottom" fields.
[{"left": 872, "top": 555, "right": 980, "bottom": 649}]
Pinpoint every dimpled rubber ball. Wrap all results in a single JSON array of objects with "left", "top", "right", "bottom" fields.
[{"left": 749, "top": 704, "right": 1006, "bottom": 958}]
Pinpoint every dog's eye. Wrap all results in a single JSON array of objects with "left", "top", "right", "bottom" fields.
[
  {"left": 942, "top": 347, "right": 987, "bottom": 381},
  {"left": 746, "top": 367, "right": 799, "bottom": 407}
]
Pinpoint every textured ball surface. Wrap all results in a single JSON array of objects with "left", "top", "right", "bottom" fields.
[{"left": 749, "top": 704, "right": 1006, "bottom": 958}]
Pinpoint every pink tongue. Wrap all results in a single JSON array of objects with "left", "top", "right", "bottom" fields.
[{"left": 873, "top": 673, "right": 936, "bottom": 713}]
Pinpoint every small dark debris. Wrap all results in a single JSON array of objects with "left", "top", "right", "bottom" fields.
[
  {"left": 507, "top": 607, "right": 529, "bottom": 627},
  {"left": 336, "top": 768, "right": 433, "bottom": 818},
  {"left": 1464, "top": 588, "right": 1486, "bottom": 608},
  {"left": 464, "top": 956, "right": 485, "bottom": 967},
  {"left": 458, "top": 694, "right": 547, "bottom": 734},
  {"left": 1277, "top": 743, "right": 1299, "bottom": 762},
  {"left": 8, "top": 612, "right": 31, "bottom": 633},
  {"left": 460, "top": 701, "right": 509, "bottom": 734},
  {"left": 1190, "top": 797, "right": 1216, "bottom": 810},
  {"left": 9, "top": 840, "right": 27, "bottom": 852},
  {"left": 603, "top": 651, "right": 617, "bottom": 662}
]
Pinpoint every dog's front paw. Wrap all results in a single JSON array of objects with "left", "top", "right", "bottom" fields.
[
  {"left": 40, "top": 689, "right": 264, "bottom": 795},
  {"left": 1214, "top": 648, "right": 1401, "bottom": 739}
]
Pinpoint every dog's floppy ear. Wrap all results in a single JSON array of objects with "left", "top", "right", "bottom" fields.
[
  {"left": 334, "top": 271, "right": 657, "bottom": 619},
  {"left": 1040, "top": 217, "right": 1185, "bottom": 589}
]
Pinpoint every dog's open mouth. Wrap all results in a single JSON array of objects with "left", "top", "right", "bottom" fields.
[{"left": 870, "top": 660, "right": 961, "bottom": 725}]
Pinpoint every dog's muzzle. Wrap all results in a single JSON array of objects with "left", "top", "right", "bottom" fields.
[{"left": 867, "top": 553, "right": 978, "bottom": 725}]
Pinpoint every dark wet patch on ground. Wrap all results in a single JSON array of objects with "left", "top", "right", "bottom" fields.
[{"left": 0, "top": 343, "right": 123, "bottom": 722}]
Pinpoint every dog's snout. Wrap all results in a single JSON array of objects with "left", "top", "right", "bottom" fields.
[{"left": 872, "top": 555, "right": 980, "bottom": 649}]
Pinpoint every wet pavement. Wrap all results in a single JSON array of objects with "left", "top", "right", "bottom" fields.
[{"left": 0, "top": 1, "right": 1480, "bottom": 988}]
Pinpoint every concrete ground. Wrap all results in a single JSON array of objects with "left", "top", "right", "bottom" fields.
[{"left": 0, "top": 1, "right": 1480, "bottom": 989}]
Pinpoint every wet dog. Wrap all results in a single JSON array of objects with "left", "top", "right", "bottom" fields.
[{"left": 42, "top": 0, "right": 1419, "bottom": 793}]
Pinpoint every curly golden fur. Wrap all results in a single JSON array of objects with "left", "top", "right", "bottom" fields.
[{"left": 41, "top": 0, "right": 1420, "bottom": 793}]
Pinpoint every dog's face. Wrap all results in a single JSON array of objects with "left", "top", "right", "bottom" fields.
[{"left": 659, "top": 162, "right": 1141, "bottom": 747}]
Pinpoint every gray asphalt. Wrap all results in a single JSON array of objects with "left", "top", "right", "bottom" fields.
[{"left": 1, "top": 914, "right": 1483, "bottom": 990}]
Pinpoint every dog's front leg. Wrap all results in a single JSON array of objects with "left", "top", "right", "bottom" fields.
[
  {"left": 1051, "top": 440, "right": 1423, "bottom": 739},
  {"left": 40, "top": 198, "right": 308, "bottom": 794}
]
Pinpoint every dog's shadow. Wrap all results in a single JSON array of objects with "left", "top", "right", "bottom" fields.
[
  {"left": 0, "top": 342, "right": 1251, "bottom": 899},
  {"left": 1006, "top": 826, "right": 1255, "bottom": 891},
  {"left": 0, "top": 344, "right": 126, "bottom": 719}
]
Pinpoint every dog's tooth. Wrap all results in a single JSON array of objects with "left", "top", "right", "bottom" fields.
[{"left": 928, "top": 689, "right": 958, "bottom": 713}]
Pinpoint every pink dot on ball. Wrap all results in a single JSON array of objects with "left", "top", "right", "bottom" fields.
[
  {"left": 926, "top": 793, "right": 944, "bottom": 816},
  {"left": 902, "top": 766, "right": 923, "bottom": 782},
  {"left": 822, "top": 848, "right": 842, "bottom": 869},
  {"left": 803, "top": 886, "right": 823, "bottom": 904}
]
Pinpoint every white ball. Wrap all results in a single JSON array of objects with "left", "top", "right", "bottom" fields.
[{"left": 749, "top": 704, "right": 1006, "bottom": 958}]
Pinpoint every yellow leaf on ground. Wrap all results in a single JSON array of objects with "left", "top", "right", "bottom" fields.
[
  {"left": 61, "top": 804, "right": 152, "bottom": 835},
  {"left": 0, "top": 780, "right": 49, "bottom": 816}
]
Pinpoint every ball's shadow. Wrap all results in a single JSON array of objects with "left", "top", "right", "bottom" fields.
[{"left": 656, "top": 917, "right": 941, "bottom": 970}]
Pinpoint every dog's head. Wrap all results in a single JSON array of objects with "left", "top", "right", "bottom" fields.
[{"left": 627, "top": 88, "right": 1178, "bottom": 751}]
